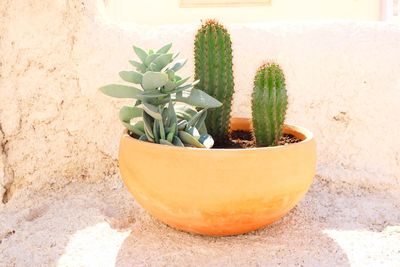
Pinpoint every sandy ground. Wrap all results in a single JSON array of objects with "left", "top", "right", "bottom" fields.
[{"left": 0, "top": 175, "right": 399, "bottom": 267}]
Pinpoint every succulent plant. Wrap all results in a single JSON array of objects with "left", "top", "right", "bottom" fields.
[
  {"left": 194, "top": 19, "right": 234, "bottom": 142},
  {"left": 251, "top": 63, "right": 288, "bottom": 147},
  {"left": 100, "top": 43, "right": 222, "bottom": 148}
]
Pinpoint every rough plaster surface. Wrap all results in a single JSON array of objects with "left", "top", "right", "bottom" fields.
[{"left": 0, "top": 0, "right": 399, "bottom": 265}]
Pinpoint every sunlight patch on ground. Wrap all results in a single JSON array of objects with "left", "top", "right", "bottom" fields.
[
  {"left": 323, "top": 227, "right": 400, "bottom": 267},
  {"left": 57, "top": 222, "right": 131, "bottom": 267}
]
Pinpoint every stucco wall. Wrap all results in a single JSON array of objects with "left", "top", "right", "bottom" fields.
[
  {"left": 107, "top": 0, "right": 381, "bottom": 25},
  {"left": 1, "top": 0, "right": 399, "bottom": 203}
]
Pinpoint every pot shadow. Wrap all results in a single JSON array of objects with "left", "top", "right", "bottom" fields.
[{"left": 115, "top": 176, "right": 400, "bottom": 266}]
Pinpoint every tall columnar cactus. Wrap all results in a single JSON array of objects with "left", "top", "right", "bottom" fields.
[
  {"left": 194, "top": 19, "right": 234, "bottom": 141},
  {"left": 251, "top": 63, "right": 288, "bottom": 147}
]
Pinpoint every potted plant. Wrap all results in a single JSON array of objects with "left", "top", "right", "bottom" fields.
[{"left": 100, "top": 20, "right": 316, "bottom": 236}]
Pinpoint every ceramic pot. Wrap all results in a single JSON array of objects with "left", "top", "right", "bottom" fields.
[{"left": 119, "top": 118, "right": 316, "bottom": 236}]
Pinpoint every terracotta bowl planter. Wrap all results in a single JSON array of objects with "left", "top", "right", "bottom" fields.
[{"left": 119, "top": 118, "right": 316, "bottom": 236}]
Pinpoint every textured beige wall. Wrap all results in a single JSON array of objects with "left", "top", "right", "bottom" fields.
[
  {"left": 0, "top": 0, "right": 399, "bottom": 204},
  {"left": 107, "top": 0, "right": 381, "bottom": 25}
]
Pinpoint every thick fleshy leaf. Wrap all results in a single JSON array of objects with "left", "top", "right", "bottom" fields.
[
  {"left": 142, "top": 71, "right": 168, "bottom": 90},
  {"left": 169, "top": 83, "right": 194, "bottom": 95},
  {"left": 175, "top": 105, "right": 197, "bottom": 121},
  {"left": 143, "top": 112, "right": 154, "bottom": 139},
  {"left": 175, "top": 76, "right": 190, "bottom": 87},
  {"left": 199, "top": 134, "right": 214, "bottom": 149},
  {"left": 129, "top": 60, "right": 146, "bottom": 73},
  {"left": 148, "top": 63, "right": 157, "bottom": 71},
  {"left": 186, "top": 126, "right": 200, "bottom": 140},
  {"left": 123, "top": 122, "right": 144, "bottom": 136},
  {"left": 187, "top": 108, "right": 207, "bottom": 128},
  {"left": 198, "top": 122, "right": 208, "bottom": 135},
  {"left": 164, "top": 100, "right": 177, "bottom": 127},
  {"left": 133, "top": 121, "right": 145, "bottom": 133},
  {"left": 178, "top": 131, "right": 205, "bottom": 148},
  {"left": 159, "top": 120, "right": 165, "bottom": 140},
  {"left": 175, "top": 88, "right": 222, "bottom": 108},
  {"left": 163, "top": 80, "right": 177, "bottom": 92},
  {"left": 142, "top": 102, "right": 162, "bottom": 120},
  {"left": 119, "top": 71, "right": 143, "bottom": 84},
  {"left": 160, "top": 139, "right": 174, "bottom": 146},
  {"left": 99, "top": 84, "right": 142, "bottom": 99},
  {"left": 138, "top": 90, "right": 168, "bottom": 99},
  {"left": 152, "top": 53, "right": 173, "bottom": 71},
  {"left": 133, "top": 45, "right": 148, "bottom": 62},
  {"left": 177, "top": 120, "right": 187, "bottom": 131},
  {"left": 166, "top": 123, "right": 176, "bottom": 143},
  {"left": 172, "top": 136, "right": 184, "bottom": 147},
  {"left": 157, "top": 43, "right": 172, "bottom": 54},
  {"left": 144, "top": 53, "right": 161, "bottom": 66},
  {"left": 153, "top": 119, "right": 160, "bottom": 143},
  {"left": 139, "top": 134, "right": 148, "bottom": 141},
  {"left": 169, "top": 59, "right": 187, "bottom": 72},
  {"left": 195, "top": 109, "right": 208, "bottom": 129},
  {"left": 167, "top": 69, "right": 175, "bottom": 80},
  {"left": 119, "top": 106, "right": 142, "bottom": 122}
]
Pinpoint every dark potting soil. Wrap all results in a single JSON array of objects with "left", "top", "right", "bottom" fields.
[{"left": 213, "top": 130, "right": 301, "bottom": 149}]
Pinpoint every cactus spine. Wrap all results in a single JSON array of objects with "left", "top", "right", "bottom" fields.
[
  {"left": 251, "top": 63, "right": 288, "bottom": 147},
  {"left": 194, "top": 19, "right": 234, "bottom": 141}
]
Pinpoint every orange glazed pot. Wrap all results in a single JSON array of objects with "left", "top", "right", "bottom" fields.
[{"left": 118, "top": 118, "right": 316, "bottom": 236}]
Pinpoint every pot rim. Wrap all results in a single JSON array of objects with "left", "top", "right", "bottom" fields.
[{"left": 121, "top": 117, "right": 314, "bottom": 152}]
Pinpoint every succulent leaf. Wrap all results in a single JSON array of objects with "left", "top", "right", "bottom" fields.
[
  {"left": 100, "top": 43, "right": 219, "bottom": 148},
  {"left": 159, "top": 139, "right": 174, "bottom": 146},
  {"left": 152, "top": 53, "right": 173, "bottom": 71},
  {"left": 99, "top": 84, "right": 142, "bottom": 98},
  {"left": 129, "top": 60, "right": 146, "bottom": 73},
  {"left": 139, "top": 134, "right": 148, "bottom": 141},
  {"left": 144, "top": 53, "right": 161, "bottom": 66},
  {"left": 143, "top": 111, "right": 154, "bottom": 139},
  {"left": 142, "top": 71, "right": 169, "bottom": 90},
  {"left": 178, "top": 131, "right": 205, "bottom": 148},
  {"left": 133, "top": 45, "right": 148, "bottom": 62},
  {"left": 199, "top": 134, "right": 214, "bottom": 149},
  {"left": 157, "top": 43, "right": 172, "bottom": 54},
  {"left": 142, "top": 102, "right": 162, "bottom": 120},
  {"left": 185, "top": 126, "right": 201, "bottom": 140},
  {"left": 175, "top": 88, "right": 222, "bottom": 108},
  {"left": 119, "top": 71, "right": 143, "bottom": 84},
  {"left": 172, "top": 136, "right": 184, "bottom": 147},
  {"left": 169, "top": 59, "right": 187, "bottom": 72}
]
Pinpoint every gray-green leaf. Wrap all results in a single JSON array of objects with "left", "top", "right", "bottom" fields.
[
  {"left": 119, "top": 71, "right": 143, "bottom": 84},
  {"left": 160, "top": 139, "right": 174, "bottom": 146},
  {"left": 157, "top": 43, "right": 172, "bottom": 54},
  {"left": 152, "top": 53, "right": 173, "bottom": 71},
  {"left": 119, "top": 106, "right": 142, "bottom": 122},
  {"left": 142, "top": 71, "right": 169, "bottom": 90},
  {"left": 199, "top": 134, "right": 214, "bottom": 149},
  {"left": 172, "top": 136, "right": 184, "bottom": 147},
  {"left": 178, "top": 131, "right": 205, "bottom": 148},
  {"left": 142, "top": 102, "right": 162, "bottom": 120},
  {"left": 99, "top": 84, "right": 142, "bottom": 99},
  {"left": 175, "top": 88, "right": 222, "bottom": 108},
  {"left": 133, "top": 45, "right": 148, "bottom": 62},
  {"left": 169, "top": 59, "right": 187, "bottom": 72}
]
